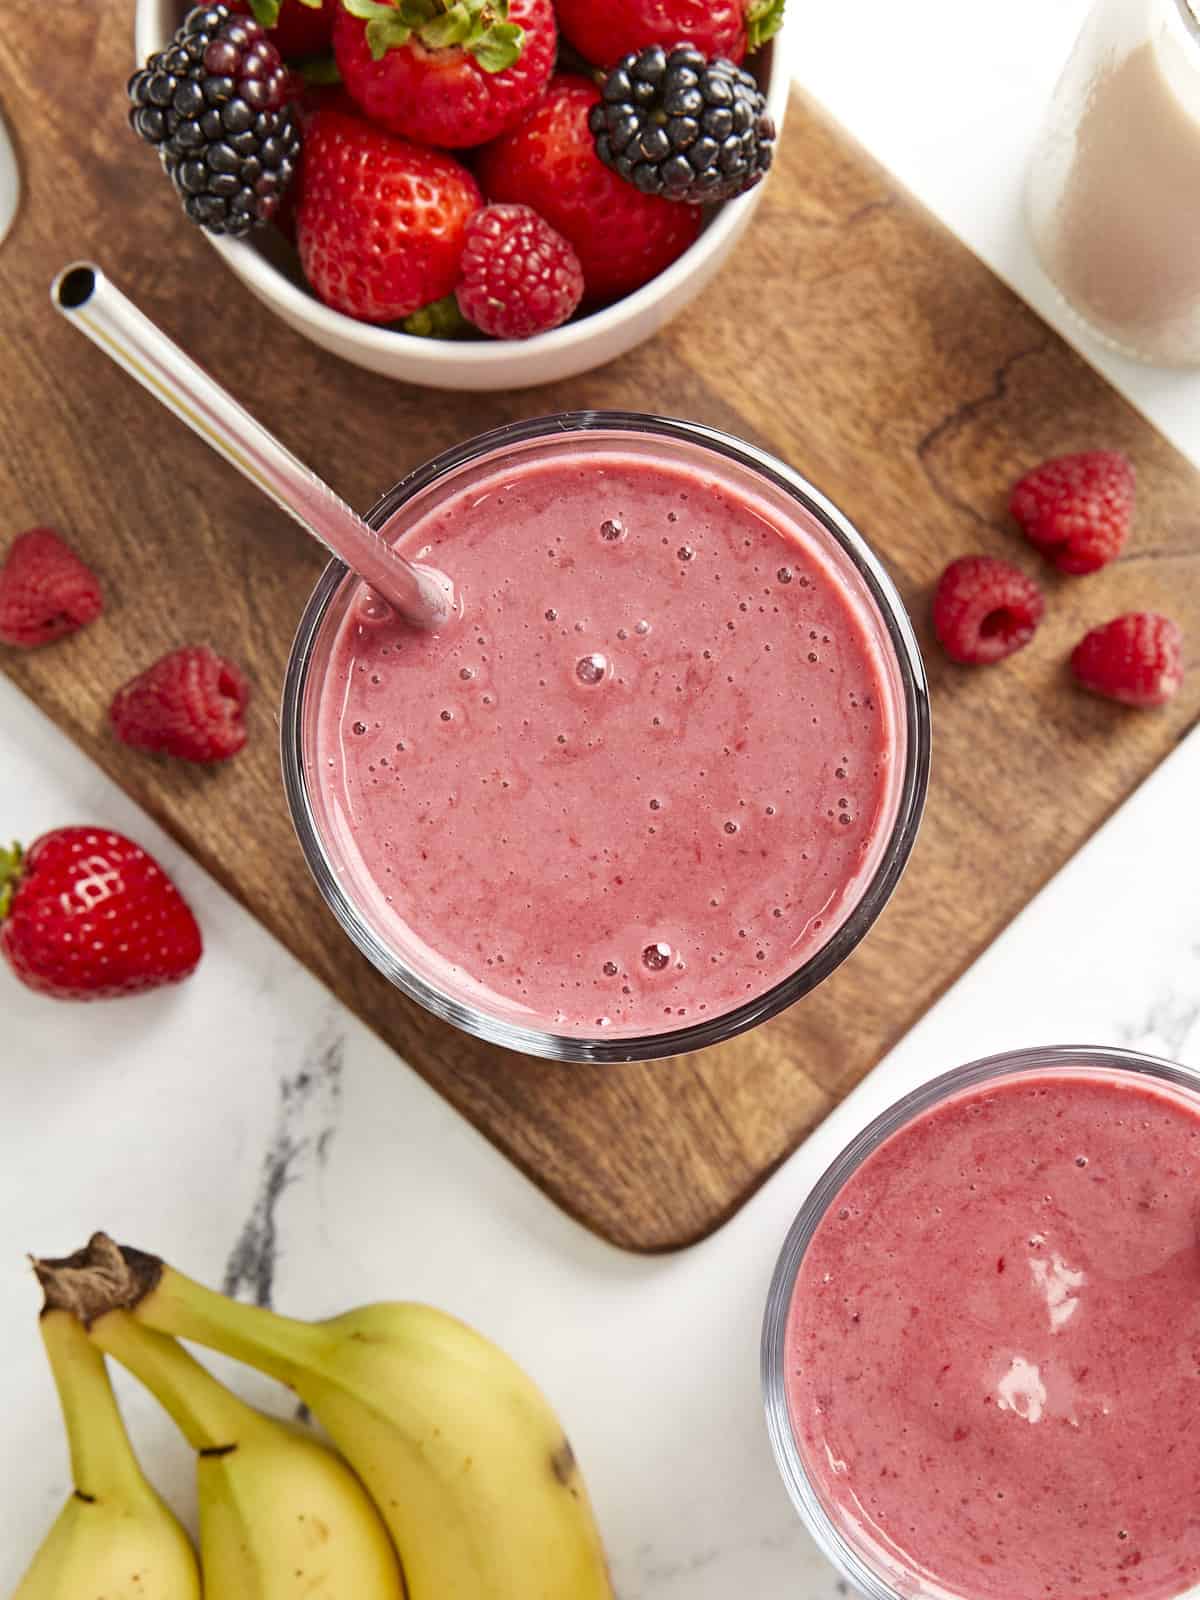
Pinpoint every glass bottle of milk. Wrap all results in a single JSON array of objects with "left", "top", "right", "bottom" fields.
[{"left": 1027, "top": 0, "right": 1200, "bottom": 366}]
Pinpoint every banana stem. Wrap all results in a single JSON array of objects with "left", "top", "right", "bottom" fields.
[
  {"left": 135, "top": 1267, "right": 324, "bottom": 1389},
  {"left": 40, "top": 1309, "right": 147, "bottom": 1502},
  {"left": 32, "top": 1234, "right": 325, "bottom": 1391},
  {"left": 91, "top": 1312, "right": 262, "bottom": 1454}
]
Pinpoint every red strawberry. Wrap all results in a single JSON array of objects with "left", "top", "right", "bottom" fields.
[
  {"left": 274, "top": 76, "right": 356, "bottom": 243},
  {"left": 229, "top": 0, "right": 337, "bottom": 60},
  {"left": 476, "top": 75, "right": 702, "bottom": 304},
  {"left": 1009, "top": 451, "right": 1135, "bottom": 575},
  {"left": 0, "top": 828, "right": 202, "bottom": 1000},
  {"left": 0, "top": 528, "right": 103, "bottom": 649},
  {"left": 333, "top": 0, "right": 556, "bottom": 148},
  {"left": 296, "top": 109, "right": 481, "bottom": 323},
  {"left": 456, "top": 203, "right": 584, "bottom": 338},
  {"left": 110, "top": 645, "right": 250, "bottom": 763},
  {"left": 554, "top": 0, "right": 785, "bottom": 68},
  {"left": 1070, "top": 613, "right": 1183, "bottom": 707}
]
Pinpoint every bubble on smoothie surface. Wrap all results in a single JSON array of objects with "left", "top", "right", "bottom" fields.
[
  {"left": 576, "top": 653, "right": 607, "bottom": 685},
  {"left": 600, "top": 518, "right": 626, "bottom": 542},
  {"left": 635, "top": 619, "right": 651, "bottom": 636},
  {"left": 357, "top": 594, "right": 393, "bottom": 624},
  {"left": 642, "top": 942, "right": 672, "bottom": 971}
]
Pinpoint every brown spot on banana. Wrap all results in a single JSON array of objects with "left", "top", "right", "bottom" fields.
[{"left": 551, "top": 1437, "right": 579, "bottom": 1494}]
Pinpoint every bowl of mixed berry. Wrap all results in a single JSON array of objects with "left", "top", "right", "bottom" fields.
[{"left": 131, "top": 0, "right": 788, "bottom": 388}]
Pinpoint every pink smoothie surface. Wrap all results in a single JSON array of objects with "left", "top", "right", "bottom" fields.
[
  {"left": 311, "top": 444, "right": 903, "bottom": 1037},
  {"left": 785, "top": 1069, "right": 1200, "bottom": 1600}
]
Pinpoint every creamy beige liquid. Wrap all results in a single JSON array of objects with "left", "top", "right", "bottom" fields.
[{"left": 1028, "top": 0, "right": 1200, "bottom": 365}]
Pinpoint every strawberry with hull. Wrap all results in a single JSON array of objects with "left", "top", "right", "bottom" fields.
[
  {"left": 335, "top": 0, "right": 558, "bottom": 148},
  {"left": 0, "top": 828, "right": 202, "bottom": 1000}
]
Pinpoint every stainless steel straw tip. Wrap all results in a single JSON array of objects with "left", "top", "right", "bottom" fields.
[
  {"left": 52, "top": 263, "right": 98, "bottom": 311},
  {"left": 46, "top": 257, "right": 449, "bottom": 627}
]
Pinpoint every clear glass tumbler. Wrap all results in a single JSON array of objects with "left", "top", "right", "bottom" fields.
[
  {"left": 762, "top": 1044, "right": 1200, "bottom": 1600},
  {"left": 280, "top": 412, "right": 929, "bottom": 1064},
  {"left": 1027, "top": 0, "right": 1200, "bottom": 365}
]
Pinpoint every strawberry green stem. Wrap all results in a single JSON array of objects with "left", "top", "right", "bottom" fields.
[
  {"left": 0, "top": 840, "right": 22, "bottom": 920},
  {"left": 343, "top": 0, "right": 525, "bottom": 73},
  {"left": 246, "top": 0, "right": 325, "bottom": 26},
  {"left": 403, "top": 294, "right": 469, "bottom": 338},
  {"left": 746, "top": 0, "right": 787, "bottom": 52},
  {"left": 299, "top": 54, "right": 342, "bottom": 84}
]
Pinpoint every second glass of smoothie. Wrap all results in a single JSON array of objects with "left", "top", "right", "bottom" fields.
[
  {"left": 281, "top": 413, "right": 929, "bottom": 1062},
  {"left": 764, "top": 1045, "right": 1200, "bottom": 1600}
]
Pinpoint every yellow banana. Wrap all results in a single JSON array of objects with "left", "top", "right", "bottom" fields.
[
  {"left": 90, "top": 1309, "right": 406, "bottom": 1600},
  {"left": 13, "top": 1308, "right": 200, "bottom": 1600},
  {"left": 35, "top": 1235, "right": 614, "bottom": 1600}
]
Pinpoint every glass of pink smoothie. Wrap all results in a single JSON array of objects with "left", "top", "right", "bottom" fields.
[
  {"left": 281, "top": 413, "right": 929, "bottom": 1062},
  {"left": 763, "top": 1045, "right": 1200, "bottom": 1600}
]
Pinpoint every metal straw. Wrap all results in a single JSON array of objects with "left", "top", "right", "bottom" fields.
[{"left": 50, "top": 262, "right": 453, "bottom": 629}]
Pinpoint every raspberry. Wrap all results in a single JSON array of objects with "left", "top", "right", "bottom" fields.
[
  {"left": 1070, "top": 613, "right": 1183, "bottom": 707},
  {"left": 1010, "top": 451, "right": 1135, "bottom": 575},
  {"left": 932, "top": 556, "right": 1045, "bottom": 665},
  {"left": 0, "top": 528, "right": 103, "bottom": 649},
  {"left": 455, "top": 204, "right": 584, "bottom": 340},
  {"left": 110, "top": 645, "right": 250, "bottom": 762}
]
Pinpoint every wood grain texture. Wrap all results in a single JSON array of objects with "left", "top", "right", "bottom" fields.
[{"left": 2, "top": 6, "right": 1198, "bottom": 1251}]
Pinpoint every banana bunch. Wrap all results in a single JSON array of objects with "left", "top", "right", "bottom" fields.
[
  {"left": 91, "top": 1310, "right": 405, "bottom": 1600},
  {"left": 21, "top": 1232, "right": 614, "bottom": 1600},
  {"left": 14, "top": 1309, "right": 200, "bottom": 1600}
]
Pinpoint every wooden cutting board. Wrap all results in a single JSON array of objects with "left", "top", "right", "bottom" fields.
[{"left": 2, "top": 6, "right": 1198, "bottom": 1252}]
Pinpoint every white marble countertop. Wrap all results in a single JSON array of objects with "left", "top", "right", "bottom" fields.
[{"left": 3, "top": 2, "right": 1199, "bottom": 1593}]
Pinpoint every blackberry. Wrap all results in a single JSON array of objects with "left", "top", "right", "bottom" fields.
[
  {"left": 589, "top": 43, "right": 776, "bottom": 205},
  {"left": 128, "top": 4, "right": 300, "bottom": 239}
]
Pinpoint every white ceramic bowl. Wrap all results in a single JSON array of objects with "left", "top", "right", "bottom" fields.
[{"left": 134, "top": 1, "right": 790, "bottom": 389}]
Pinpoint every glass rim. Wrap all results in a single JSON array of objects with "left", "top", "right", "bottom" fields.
[
  {"left": 279, "top": 410, "right": 931, "bottom": 1064},
  {"left": 760, "top": 1042, "right": 1200, "bottom": 1600}
]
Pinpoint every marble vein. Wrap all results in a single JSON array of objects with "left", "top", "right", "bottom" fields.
[{"left": 222, "top": 1026, "right": 345, "bottom": 1310}]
